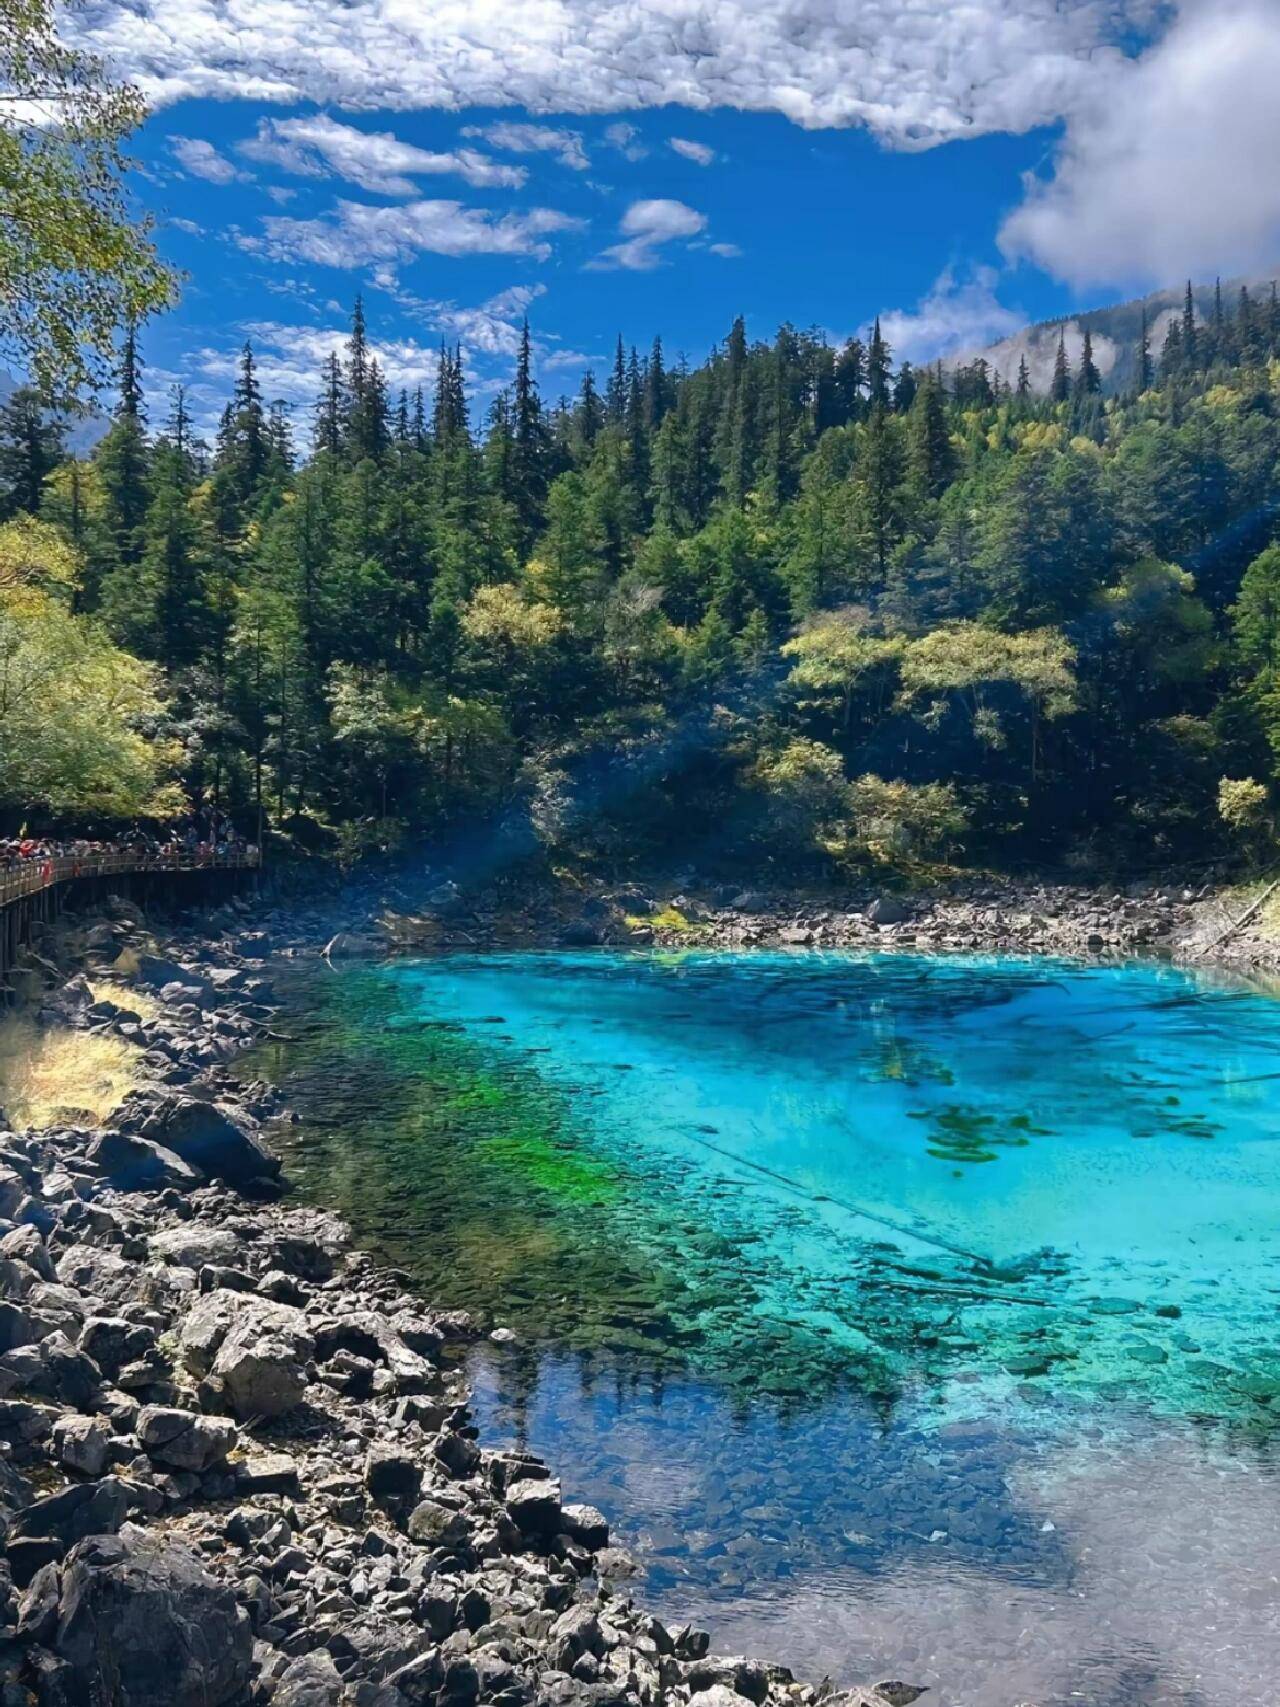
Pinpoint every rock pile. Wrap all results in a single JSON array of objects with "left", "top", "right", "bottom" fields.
[{"left": 0, "top": 902, "right": 910, "bottom": 1707}]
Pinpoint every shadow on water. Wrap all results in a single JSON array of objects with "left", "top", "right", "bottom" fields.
[{"left": 249, "top": 949, "right": 1280, "bottom": 1706}]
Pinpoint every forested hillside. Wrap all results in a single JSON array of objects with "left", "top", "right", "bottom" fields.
[{"left": 7, "top": 280, "right": 1280, "bottom": 877}]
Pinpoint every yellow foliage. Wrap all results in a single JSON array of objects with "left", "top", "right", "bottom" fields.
[
  {"left": 0, "top": 515, "right": 80, "bottom": 606},
  {"left": 462, "top": 583, "right": 562, "bottom": 649},
  {"left": 0, "top": 1018, "right": 141, "bottom": 1128},
  {"left": 87, "top": 978, "right": 163, "bottom": 1021}
]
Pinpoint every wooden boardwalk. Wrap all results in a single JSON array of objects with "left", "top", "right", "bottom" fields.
[
  {"left": 0, "top": 847, "right": 258, "bottom": 909},
  {"left": 0, "top": 848, "right": 259, "bottom": 992}
]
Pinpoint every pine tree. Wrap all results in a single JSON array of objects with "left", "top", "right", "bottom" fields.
[
  {"left": 1137, "top": 307, "right": 1152, "bottom": 392},
  {"left": 1161, "top": 315, "right": 1183, "bottom": 377},
  {"left": 1074, "top": 329, "right": 1101, "bottom": 398},
  {"left": 104, "top": 438, "right": 213, "bottom": 670},
  {"left": 1182, "top": 281, "right": 1198, "bottom": 369},
  {"left": 166, "top": 384, "right": 194, "bottom": 463},
  {"left": 1050, "top": 328, "right": 1071, "bottom": 404},
  {"left": 0, "top": 386, "right": 63, "bottom": 517},
  {"left": 314, "top": 353, "right": 345, "bottom": 457},
  {"left": 605, "top": 336, "right": 628, "bottom": 426},
  {"left": 345, "top": 294, "right": 370, "bottom": 450},
  {"left": 211, "top": 342, "right": 268, "bottom": 530},
  {"left": 118, "top": 319, "right": 145, "bottom": 422},
  {"left": 644, "top": 335, "right": 668, "bottom": 429},
  {"left": 574, "top": 368, "right": 604, "bottom": 452},
  {"left": 511, "top": 318, "right": 549, "bottom": 546},
  {"left": 855, "top": 404, "right": 905, "bottom": 581},
  {"left": 1210, "top": 277, "right": 1227, "bottom": 365},
  {"left": 908, "top": 376, "right": 955, "bottom": 499},
  {"left": 892, "top": 360, "right": 917, "bottom": 413},
  {"left": 1238, "top": 285, "right": 1259, "bottom": 365},
  {"left": 95, "top": 341, "right": 151, "bottom": 562},
  {"left": 866, "top": 317, "right": 891, "bottom": 408},
  {"left": 834, "top": 337, "right": 865, "bottom": 422},
  {"left": 1016, "top": 353, "right": 1031, "bottom": 401}
]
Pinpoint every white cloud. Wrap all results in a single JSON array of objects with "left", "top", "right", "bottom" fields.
[
  {"left": 707, "top": 241, "right": 742, "bottom": 258},
  {"left": 168, "top": 215, "right": 205, "bottom": 235},
  {"left": 239, "top": 113, "right": 524, "bottom": 195},
  {"left": 169, "top": 135, "right": 248, "bottom": 185},
  {"left": 604, "top": 122, "right": 647, "bottom": 161},
  {"left": 669, "top": 137, "right": 716, "bottom": 166},
  {"left": 875, "top": 266, "right": 1027, "bottom": 366},
  {"left": 462, "top": 122, "right": 589, "bottom": 172},
  {"left": 67, "top": 1, "right": 1149, "bottom": 148},
  {"left": 590, "top": 198, "right": 707, "bottom": 270},
  {"left": 241, "top": 198, "right": 583, "bottom": 268},
  {"left": 1000, "top": 1, "right": 1280, "bottom": 288}
]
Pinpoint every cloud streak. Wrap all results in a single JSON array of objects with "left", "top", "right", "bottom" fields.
[
  {"left": 241, "top": 199, "right": 584, "bottom": 268},
  {"left": 169, "top": 135, "right": 248, "bottom": 184},
  {"left": 238, "top": 114, "right": 525, "bottom": 194}
]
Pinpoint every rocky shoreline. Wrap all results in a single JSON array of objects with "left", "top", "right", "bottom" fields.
[
  {"left": 372, "top": 867, "right": 1280, "bottom": 978},
  {"left": 0, "top": 890, "right": 916, "bottom": 1707},
  {"left": 1, "top": 865, "right": 1275, "bottom": 1707}
]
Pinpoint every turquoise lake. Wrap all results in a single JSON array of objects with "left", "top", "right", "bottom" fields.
[{"left": 259, "top": 950, "right": 1280, "bottom": 1706}]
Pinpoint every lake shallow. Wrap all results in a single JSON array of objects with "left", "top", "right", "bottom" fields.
[{"left": 258, "top": 950, "right": 1280, "bottom": 1706}]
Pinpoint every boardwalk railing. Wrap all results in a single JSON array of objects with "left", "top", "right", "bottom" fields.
[{"left": 0, "top": 848, "right": 260, "bottom": 909}]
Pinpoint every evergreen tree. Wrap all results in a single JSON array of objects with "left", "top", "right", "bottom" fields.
[
  {"left": 574, "top": 368, "right": 604, "bottom": 453},
  {"left": 0, "top": 386, "right": 63, "bottom": 517},
  {"left": 1074, "top": 329, "right": 1101, "bottom": 398},
  {"left": 314, "top": 353, "right": 345, "bottom": 458},
  {"left": 833, "top": 337, "right": 865, "bottom": 422},
  {"left": 644, "top": 335, "right": 668, "bottom": 429},
  {"left": 118, "top": 319, "right": 145, "bottom": 422},
  {"left": 1182, "top": 281, "right": 1199, "bottom": 369},
  {"left": 908, "top": 376, "right": 956, "bottom": 499},
  {"left": 892, "top": 360, "right": 918, "bottom": 413},
  {"left": 1050, "top": 328, "right": 1071, "bottom": 404},
  {"left": 866, "top": 317, "right": 891, "bottom": 408},
  {"left": 94, "top": 340, "right": 151, "bottom": 563},
  {"left": 511, "top": 318, "right": 549, "bottom": 548},
  {"left": 1016, "top": 353, "right": 1032, "bottom": 401},
  {"left": 1137, "top": 308, "right": 1152, "bottom": 392},
  {"left": 605, "top": 336, "right": 628, "bottom": 426}
]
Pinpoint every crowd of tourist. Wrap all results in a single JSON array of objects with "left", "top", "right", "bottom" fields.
[{"left": 0, "top": 814, "right": 258, "bottom": 876}]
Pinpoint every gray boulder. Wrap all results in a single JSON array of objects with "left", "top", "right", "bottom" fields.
[
  {"left": 181, "top": 1292, "right": 313, "bottom": 1420},
  {"left": 137, "top": 1404, "right": 237, "bottom": 1471},
  {"left": 51, "top": 1415, "right": 111, "bottom": 1478},
  {"left": 124, "top": 1094, "right": 279, "bottom": 1185},
  {"left": 85, "top": 1130, "right": 202, "bottom": 1193},
  {"left": 274, "top": 1650, "right": 345, "bottom": 1706},
  {"left": 149, "top": 1224, "right": 245, "bottom": 1271},
  {"left": 505, "top": 1477, "right": 561, "bottom": 1538},
  {"left": 44, "top": 1529, "right": 252, "bottom": 1707},
  {"left": 867, "top": 895, "right": 910, "bottom": 925}
]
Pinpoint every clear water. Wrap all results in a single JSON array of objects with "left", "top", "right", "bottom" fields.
[{"left": 257, "top": 951, "right": 1280, "bottom": 1706}]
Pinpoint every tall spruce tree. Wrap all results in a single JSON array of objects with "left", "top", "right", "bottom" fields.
[
  {"left": 0, "top": 386, "right": 63, "bottom": 517},
  {"left": 1050, "top": 328, "right": 1071, "bottom": 403},
  {"left": 866, "top": 317, "right": 891, "bottom": 408}
]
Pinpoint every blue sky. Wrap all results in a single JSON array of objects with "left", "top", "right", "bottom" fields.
[{"left": 73, "top": 0, "right": 1280, "bottom": 440}]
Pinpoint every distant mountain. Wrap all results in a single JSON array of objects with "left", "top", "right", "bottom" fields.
[{"left": 957, "top": 274, "right": 1280, "bottom": 397}]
